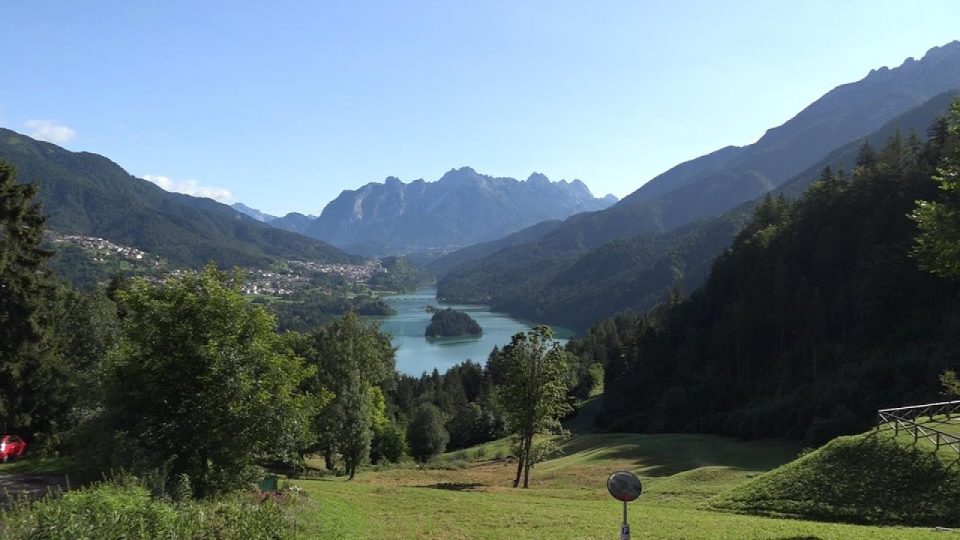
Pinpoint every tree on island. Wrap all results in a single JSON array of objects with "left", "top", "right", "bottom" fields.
[{"left": 425, "top": 308, "right": 482, "bottom": 338}]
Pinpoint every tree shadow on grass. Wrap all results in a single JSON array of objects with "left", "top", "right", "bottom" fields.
[{"left": 419, "top": 482, "right": 485, "bottom": 491}]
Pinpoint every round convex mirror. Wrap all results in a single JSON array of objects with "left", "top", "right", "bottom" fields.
[{"left": 606, "top": 471, "right": 642, "bottom": 502}]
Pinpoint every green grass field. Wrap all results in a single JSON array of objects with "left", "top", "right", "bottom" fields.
[{"left": 292, "top": 430, "right": 947, "bottom": 539}]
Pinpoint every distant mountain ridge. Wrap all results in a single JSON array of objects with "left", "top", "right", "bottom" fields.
[
  {"left": 231, "top": 203, "right": 277, "bottom": 223},
  {"left": 301, "top": 167, "right": 616, "bottom": 255},
  {"left": 619, "top": 40, "right": 960, "bottom": 226},
  {"left": 0, "top": 128, "right": 359, "bottom": 268}
]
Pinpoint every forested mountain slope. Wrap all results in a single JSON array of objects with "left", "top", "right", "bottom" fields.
[
  {"left": 0, "top": 128, "right": 358, "bottom": 268},
  {"left": 428, "top": 219, "right": 562, "bottom": 277},
  {"left": 439, "top": 47, "right": 960, "bottom": 331},
  {"left": 573, "top": 108, "right": 960, "bottom": 444}
]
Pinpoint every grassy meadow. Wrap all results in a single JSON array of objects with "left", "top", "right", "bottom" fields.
[{"left": 292, "top": 429, "right": 948, "bottom": 539}]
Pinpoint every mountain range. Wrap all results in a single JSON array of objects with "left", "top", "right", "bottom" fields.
[
  {"left": 238, "top": 168, "right": 616, "bottom": 256},
  {"left": 0, "top": 129, "right": 358, "bottom": 268},
  {"left": 436, "top": 41, "right": 960, "bottom": 331}
]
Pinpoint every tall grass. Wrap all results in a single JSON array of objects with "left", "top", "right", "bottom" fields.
[{"left": 0, "top": 475, "right": 300, "bottom": 539}]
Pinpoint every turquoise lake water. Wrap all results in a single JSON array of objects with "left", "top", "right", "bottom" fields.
[{"left": 371, "top": 287, "right": 572, "bottom": 375}]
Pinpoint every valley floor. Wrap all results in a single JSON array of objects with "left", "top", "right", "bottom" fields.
[{"left": 292, "top": 432, "right": 946, "bottom": 539}]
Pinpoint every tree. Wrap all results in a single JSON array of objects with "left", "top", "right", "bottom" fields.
[
  {"left": 370, "top": 421, "right": 408, "bottom": 464},
  {"left": 0, "top": 161, "right": 55, "bottom": 437},
  {"left": 498, "top": 326, "right": 572, "bottom": 488},
  {"left": 105, "top": 265, "right": 315, "bottom": 497},
  {"left": 308, "top": 312, "right": 395, "bottom": 477},
  {"left": 912, "top": 100, "right": 960, "bottom": 278},
  {"left": 332, "top": 377, "right": 372, "bottom": 479},
  {"left": 407, "top": 403, "right": 449, "bottom": 463}
]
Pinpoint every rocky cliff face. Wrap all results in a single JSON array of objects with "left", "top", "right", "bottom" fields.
[{"left": 304, "top": 167, "right": 616, "bottom": 253}]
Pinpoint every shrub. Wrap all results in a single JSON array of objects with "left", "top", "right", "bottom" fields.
[
  {"left": 0, "top": 477, "right": 297, "bottom": 539},
  {"left": 407, "top": 404, "right": 449, "bottom": 463}
]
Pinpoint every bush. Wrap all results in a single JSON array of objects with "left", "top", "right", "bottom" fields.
[
  {"left": 0, "top": 477, "right": 297, "bottom": 539},
  {"left": 407, "top": 404, "right": 449, "bottom": 463},
  {"left": 370, "top": 422, "right": 408, "bottom": 464}
]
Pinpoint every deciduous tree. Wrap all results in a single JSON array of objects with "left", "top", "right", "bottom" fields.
[
  {"left": 105, "top": 265, "right": 315, "bottom": 497},
  {"left": 499, "top": 326, "right": 572, "bottom": 488},
  {"left": 407, "top": 403, "right": 449, "bottom": 463},
  {"left": 912, "top": 100, "right": 960, "bottom": 278}
]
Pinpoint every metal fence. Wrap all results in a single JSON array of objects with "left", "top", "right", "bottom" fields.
[{"left": 876, "top": 400, "right": 960, "bottom": 455}]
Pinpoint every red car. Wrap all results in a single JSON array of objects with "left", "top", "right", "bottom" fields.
[{"left": 0, "top": 435, "right": 26, "bottom": 462}]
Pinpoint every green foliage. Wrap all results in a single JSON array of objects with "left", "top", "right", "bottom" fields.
[
  {"left": 370, "top": 421, "right": 408, "bottom": 464},
  {"left": 0, "top": 161, "right": 58, "bottom": 438},
  {"left": 407, "top": 403, "right": 449, "bottom": 463},
  {"left": 912, "top": 99, "right": 960, "bottom": 278},
  {"left": 446, "top": 402, "right": 497, "bottom": 449},
  {"left": 389, "top": 360, "right": 506, "bottom": 453},
  {"left": 424, "top": 308, "right": 482, "bottom": 338},
  {"left": 267, "top": 288, "right": 395, "bottom": 333},
  {"left": 307, "top": 313, "right": 395, "bottom": 478},
  {"left": 100, "top": 265, "right": 315, "bottom": 497},
  {"left": 941, "top": 370, "right": 960, "bottom": 398},
  {"left": 0, "top": 477, "right": 295, "bottom": 539},
  {"left": 39, "top": 286, "right": 121, "bottom": 450},
  {"left": 498, "top": 326, "right": 572, "bottom": 487},
  {"left": 589, "top": 119, "right": 960, "bottom": 444},
  {"left": 366, "top": 256, "right": 431, "bottom": 293},
  {"left": 713, "top": 431, "right": 960, "bottom": 526}
]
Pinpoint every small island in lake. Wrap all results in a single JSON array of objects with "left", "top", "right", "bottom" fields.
[{"left": 425, "top": 308, "right": 482, "bottom": 338}]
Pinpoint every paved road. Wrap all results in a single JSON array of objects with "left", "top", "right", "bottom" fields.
[{"left": 0, "top": 473, "right": 69, "bottom": 502}]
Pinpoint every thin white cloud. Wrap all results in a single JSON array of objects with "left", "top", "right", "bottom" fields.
[
  {"left": 143, "top": 174, "right": 233, "bottom": 202},
  {"left": 24, "top": 119, "right": 76, "bottom": 143}
]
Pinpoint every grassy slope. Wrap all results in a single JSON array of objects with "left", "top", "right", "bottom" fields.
[
  {"left": 713, "top": 424, "right": 960, "bottom": 527},
  {"left": 294, "top": 431, "right": 942, "bottom": 539}
]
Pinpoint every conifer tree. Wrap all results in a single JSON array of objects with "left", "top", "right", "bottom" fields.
[
  {"left": 912, "top": 100, "right": 960, "bottom": 278},
  {"left": 0, "top": 161, "right": 54, "bottom": 434}
]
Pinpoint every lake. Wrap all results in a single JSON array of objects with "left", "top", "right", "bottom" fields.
[{"left": 371, "top": 287, "right": 572, "bottom": 375}]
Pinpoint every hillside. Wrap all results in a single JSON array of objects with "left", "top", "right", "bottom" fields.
[
  {"left": 0, "top": 129, "right": 359, "bottom": 268},
  {"left": 268, "top": 211, "right": 318, "bottom": 235},
  {"left": 439, "top": 50, "right": 960, "bottom": 331},
  {"left": 585, "top": 110, "right": 960, "bottom": 444},
  {"left": 304, "top": 167, "right": 617, "bottom": 255},
  {"left": 429, "top": 219, "right": 562, "bottom": 277},
  {"left": 450, "top": 90, "right": 960, "bottom": 331},
  {"left": 713, "top": 428, "right": 960, "bottom": 526},
  {"left": 295, "top": 431, "right": 938, "bottom": 538}
]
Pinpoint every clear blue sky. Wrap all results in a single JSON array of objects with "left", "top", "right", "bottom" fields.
[{"left": 3, "top": 1, "right": 958, "bottom": 215}]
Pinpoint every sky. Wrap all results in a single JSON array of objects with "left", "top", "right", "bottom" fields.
[{"left": 2, "top": 2, "right": 958, "bottom": 216}]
